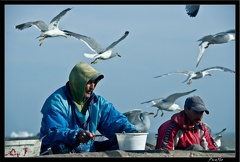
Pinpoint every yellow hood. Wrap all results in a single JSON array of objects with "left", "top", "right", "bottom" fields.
[{"left": 69, "top": 62, "right": 104, "bottom": 111}]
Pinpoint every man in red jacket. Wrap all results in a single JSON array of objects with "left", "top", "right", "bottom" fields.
[{"left": 155, "top": 96, "right": 217, "bottom": 150}]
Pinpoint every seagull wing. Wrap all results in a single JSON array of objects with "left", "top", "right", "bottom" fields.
[
  {"left": 105, "top": 31, "right": 129, "bottom": 51},
  {"left": 185, "top": 5, "right": 200, "bottom": 17},
  {"left": 201, "top": 66, "right": 235, "bottom": 73},
  {"left": 198, "top": 35, "right": 214, "bottom": 43},
  {"left": 165, "top": 89, "right": 197, "bottom": 103},
  {"left": 154, "top": 70, "right": 193, "bottom": 83},
  {"left": 214, "top": 29, "right": 235, "bottom": 36},
  {"left": 154, "top": 70, "right": 190, "bottom": 78},
  {"left": 15, "top": 21, "right": 48, "bottom": 32},
  {"left": 123, "top": 109, "right": 142, "bottom": 124},
  {"left": 79, "top": 36, "right": 104, "bottom": 53},
  {"left": 215, "top": 128, "right": 226, "bottom": 137},
  {"left": 49, "top": 8, "right": 72, "bottom": 29},
  {"left": 63, "top": 30, "right": 104, "bottom": 53},
  {"left": 196, "top": 41, "right": 208, "bottom": 68},
  {"left": 223, "top": 29, "right": 235, "bottom": 34},
  {"left": 141, "top": 98, "right": 163, "bottom": 105},
  {"left": 83, "top": 53, "right": 99, "bottom": 59}
]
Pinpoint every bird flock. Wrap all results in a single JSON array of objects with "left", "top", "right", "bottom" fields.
[
  {"left": 15, "top": 8, "right": 128, "bottom": 64},
  {"left": 15, "top": 6, "right": 235, "bottom": 141}
]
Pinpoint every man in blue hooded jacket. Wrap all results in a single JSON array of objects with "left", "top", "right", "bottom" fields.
[{"left": 39, "top": 62, "right": 137, "bottom": 154}]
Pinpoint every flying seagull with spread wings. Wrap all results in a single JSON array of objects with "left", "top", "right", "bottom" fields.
[
  {"left": 15, "top": 8, "right": 72, "bottom": 46},
  {"left": 141, "top": 89, "right": 196, "bottom": 117},
  {"left": 64, "top": 30, "right": 129, "bottom": 64},
  {"left": 154, "top": 66, "right": 235, "bottom": 85},
  {"left": 196, "top": 29, "right": 235, "bottom": 68},
  {"left": 123, "top": 109, "right": 154, "bottom": 133},
  {"left": 185, "top": 5, "right": 200, "bottom": 17}
]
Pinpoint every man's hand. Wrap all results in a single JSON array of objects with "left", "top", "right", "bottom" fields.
[{"left": 78, "top": 130, "right": 95, "bottom": 143}]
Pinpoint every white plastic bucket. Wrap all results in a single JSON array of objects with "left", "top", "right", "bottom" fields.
[{"left": 115, "top": 133, "right": 148, "bottom": 150}]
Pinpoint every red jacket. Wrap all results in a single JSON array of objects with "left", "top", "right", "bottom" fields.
[{"left": 155, "top": 111, "right": 217, "bottom": 150}]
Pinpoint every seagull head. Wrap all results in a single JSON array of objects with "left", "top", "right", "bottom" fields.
[{"left": 229, "top": 34, "right": 235, "bottom": 41}]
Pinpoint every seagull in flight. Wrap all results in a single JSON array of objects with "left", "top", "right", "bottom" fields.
[
  {"left": 15, "top": 8, "right": 72, "bottom": 46},
  {"left": 154, "top": 66, "right": 235, "bottom": 85},
  {"left": 64, "top": 30, "right": 129, "bottom": 64},
  {"left": 185, "top": 5, "right": 200, "bottom": 17},
  {"left": 123, "top": 109, "right": 154, "bottom": 133},
  {"left": 196, "top": 29, "right": 235, "bottom": 68},
  {"left": 141, "top": 89, "right": 196, "bottom": 117}
]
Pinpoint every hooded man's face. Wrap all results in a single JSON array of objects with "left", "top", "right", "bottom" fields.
[{"left": 84, "top": 80, "right": 95, "bottom": 98}]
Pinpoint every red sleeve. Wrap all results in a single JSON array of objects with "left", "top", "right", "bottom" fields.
[{"left": 156, "top": 120, "right": 176, "bottom": 150}]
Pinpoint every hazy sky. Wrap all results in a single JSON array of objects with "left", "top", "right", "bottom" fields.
[{"left": 5, "top": 4, "right": 236, "bottom": 138}]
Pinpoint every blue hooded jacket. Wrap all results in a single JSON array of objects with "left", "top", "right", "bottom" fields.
[{"left": 39, "top": 62, "right": 137, "bottom": 153}]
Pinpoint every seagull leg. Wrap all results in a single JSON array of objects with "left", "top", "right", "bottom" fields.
[
  {"left": 154, "top": 109, "right": 160, "bottom": 118},
  {"left": 161, "top": 110, "right": 164, "bottom": 117},
  {"left": 187, "top": 80, "right": 192, "bottom": 85},
  {"left": 39, "top": 34, "right": 46, "bottom": 41},
  {"left": 91, "top": 59, "right": 98, "bottom": 64},
  {"left": 39, "top": 35, "right": 46, "bottom": 46},
  {"left": 39, "top": 41, "right": 44, "bottom": 46}
]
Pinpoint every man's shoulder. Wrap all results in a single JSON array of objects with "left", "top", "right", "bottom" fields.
[
  {"left": 43, "top": 85, "right": 69, "bottom": 108},
  {"left": 92, "top": 94, "right": 106, "bottom": 102}
]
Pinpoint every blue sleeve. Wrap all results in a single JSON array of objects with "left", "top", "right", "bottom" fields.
[
  {"left": 40, "top": 92, "right": 82, "bottom": 148},
  {"left": 41, "top": 107, "right": 82, "bottom": 148},
  {"left": 96, "top": 97, "right": 137, "bottom": 142}
]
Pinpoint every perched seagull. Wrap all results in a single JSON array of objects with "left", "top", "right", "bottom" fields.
[
  {"left": 196, "top": 29, "right": 235, "bottom": 68},
  {"left": 185, "top": 5, "right": 200, "bottom": 17},
  {"left": 213, "top": 128, "right": 227, "bottom": 148},
  {"left": 153, "top": 66, "right": 235, "bottom": 85},
  {"left": 203, "top": 123, "right": 226, "bottom": 148},
  {"left": 141, "top": 89, "right": 196, "bottom": 117},
  {"left": 123, "top": 109, "right": 154, "bottom": 133},
  {"left": 64, "top": 30, "right": 129, "bottom": 64},
  {"left": 15, "top": 8, "right": 72, "bottom": 46}
]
